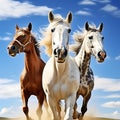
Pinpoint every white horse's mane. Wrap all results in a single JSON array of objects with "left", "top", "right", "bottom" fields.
[{"left": 70, "top": 23, "right": 97, "bottom": 54}]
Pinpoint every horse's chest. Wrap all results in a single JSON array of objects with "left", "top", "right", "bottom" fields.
[
  {"left": 52, "top": 77, "right": 77, "bottom": 99},
  {"left": 53, "top": 83, "right": 69, "bottom": 99},
  {"left": 21, "top": 71, "right": 42, "bottom": 92}
]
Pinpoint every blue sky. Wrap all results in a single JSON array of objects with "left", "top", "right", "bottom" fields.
[{"left": 0, "top": 0, "right": 120, "bottom": 119}]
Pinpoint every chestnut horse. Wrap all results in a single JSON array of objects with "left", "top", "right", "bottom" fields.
[{"left": 7, "top": 23, "right": 46, "bottom": 120}]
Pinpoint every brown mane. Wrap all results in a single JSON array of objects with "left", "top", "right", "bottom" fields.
[{"left": 31, "top": 34, "right": 40, "bottom": 57}]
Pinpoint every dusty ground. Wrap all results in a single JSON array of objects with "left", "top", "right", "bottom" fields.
[
  {"left": 0, "top": 117, "right": 117, "bottom": 120},
  {"left": 0, "top": 107, "right": 118, "bottom": 120}
]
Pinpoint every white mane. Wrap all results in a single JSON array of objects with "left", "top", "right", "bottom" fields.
[
  {"left": 39, "top": 14, "right": 71, "bottom": 56},
  {"left": 70, "top": 23, "right": 97, "bottom": 54}
]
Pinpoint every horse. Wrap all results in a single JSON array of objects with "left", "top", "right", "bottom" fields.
[
  {"left": 70, "top": 22, "right": 107, "bottom": 119},
  {"left": 40, "top": 11, "right": 80, "bottom": 120},
  {"left": 7, "top": 23, "right": 46, "bottom": 120}
]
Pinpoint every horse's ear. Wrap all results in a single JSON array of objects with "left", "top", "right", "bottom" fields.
[
  {"left": 85, "top": 22, "right": 90, "bottom": 31},
  {"left": 16, "top": 25, "right": 19, "bottom": 31},
  {"left": 28, "top": 22, "right": 32, "bottom": 31},
  {"left": 48, "top": 11, "right": 54, "bottom": 23},
  {"left": 65, "top": 12, "right": 72, "bottom": 23},
  {"left": 98, "top": 23, "right": 103, "bottom": 32}
]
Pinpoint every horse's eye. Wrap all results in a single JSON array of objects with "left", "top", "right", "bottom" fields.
[
  {"left": 68, "top": 29, "right": 71, "bottom": 33},
  {"left": 51, "top": 28, "right": 55, "bottom": 32},
  {"left": 102, "top": 36, "right": 104, "bottom": 40},
  {"left": 89, "top": 36, "right": 93, "bottom": 39},
  {"left": 22, "top": 35, "right": 26, "bottom": 39}
]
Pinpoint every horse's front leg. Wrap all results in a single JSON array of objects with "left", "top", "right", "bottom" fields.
[
  {"left": 73, "top": 92, "right": 80, "bottom": 119},
  {"left": 21, "top": 89, "right": 31, "bottom": 120},
  {"left": 64, "top": 93, "right": 76, "bottom": 120},
  {"left": 36, "top": 92, "right": 44, "bottom": 120},
  {"left": 47, "top": 95, "right": 60, "bottom": 120},
  {"left": 80, "top": 92, "right": 92, "bottom": 120}
]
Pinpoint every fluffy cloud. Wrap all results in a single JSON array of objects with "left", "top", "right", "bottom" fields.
[
  {"left": 0, "top": 78, "right": 20, "bottom": 99},
  {"left": 101, "top": 4, "right": 120, "bottom": 17},
  {"left": 76, "top": 10, "right": 91, "bottom": 16},
  {"left": 0, "top": 32, "right": 12, "bottom": 41},
  {"left": 106, "top": 94, "right": 120, "bottom": 98},
  {"left": 0, "top": 107, "right": 12, "bottom": 116},
  {"left": 102, "top": 101, "right": 120, "bottom": 108},
  {"left": 115, "top": 55, "right": 120, "bottom": 60},
  {"left": 0, "top": 0, "right": 53, "bottom": 20},
  {"left": 112, "top": 110, "right": 120, "bottom": 116},
  {"left": 94, "top": 76, "right": 120, "bottom": 92},
  {"left": 79, "top": 0, "right": 96, "bottom": 5},
  {"left": 0, "top": 106, "right": 23, "bottom": 117},
  {"left": 0, "top": 36, "right": 11, "bottom": 41},
  {"left": 79, "top": 0, "right": 110, "bottom": 5},
  {"left": 101, "top": 4, "right": 118, "bottom": 12}
]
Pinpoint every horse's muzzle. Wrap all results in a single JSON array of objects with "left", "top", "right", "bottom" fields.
[
  {"left": 97, "top": 50, "right": 106, "bottom": 62},
  {"left": 7, "top": 45, "right": 19, "bottom": 57},
  {"left": 54, "top": 47, "right": 68, "bottom": 63}
]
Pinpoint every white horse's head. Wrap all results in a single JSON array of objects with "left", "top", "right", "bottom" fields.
[
  {"left": 48, "top": 11, "right": 72, "bottom": 63},
  {"left": 83, "top": 22, "right": 106, "bottom": 62}
]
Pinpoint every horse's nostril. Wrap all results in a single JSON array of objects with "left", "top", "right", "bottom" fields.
[
  {"left": 54, "top": 48, "right": 58, "bottom": 56},
  {"left": 98, "top": 51, "right": 106, "bottom": 59},
  {"left": 11, "top": 45, "right": 16, "bottom": 50}
]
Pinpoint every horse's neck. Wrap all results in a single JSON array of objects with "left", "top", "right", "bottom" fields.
[
  {"left": 75, "top": 43, "right": 91, "bottom": 79},
  {"left": 24, "top": 45, "right": 40, "bottom": 72}
]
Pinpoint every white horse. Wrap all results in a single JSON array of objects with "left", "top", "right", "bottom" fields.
[
  {"left": 41, "top": 12, "right": 80, "bottom": 120},
  {"left": 70, "top": 22, "right": 106, "bottom": 120}
]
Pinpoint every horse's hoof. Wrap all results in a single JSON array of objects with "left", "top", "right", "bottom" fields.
[
  {"left": 78, "top": 113, "right": 83, "bottom": 120},
  {"left": 28, "top": 117, "right": 34, "bottom": 120},
  {"left": 73, "top": 111, "right": 80, "bottom": 119}
]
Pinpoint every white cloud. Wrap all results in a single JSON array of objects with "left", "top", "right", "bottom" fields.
[
  {"left": 0, "top": 32, "right": 12, "bottom": 41},
  {"left": 0, "top": 106, "right": 23, "bottom": 117},
  {"left": 94, "top": 0, "right": 111, "bottom": 3},
  {"left": 114, "top": 10, "right": 120, "bottom": 17},
  {"left": 106, "top": 94, "right": 120, "bottom": 98},
  {"left": 0, "top": 36, "right": 11, "bottom": 41},
  {"left": 0, "top": 107, "right": 12, "bottom": 116},
  {"left": 79, "top": 0, "right": 96, "bottom": 5},
  {"left": 115, "top": 55, "right": 120, "bottom": 60},
  {"left": 101, "top": 4, "right": 120, "bottom": 17},
  {"left": 101, "top": 4, "right": 118, "bottom": 12},
  {"left": 76, "top": 10, "right": 91, "bottom": 16},
  {"left": 0, "top": 0, "right": 53, "bottom": 20},
  {"left": 94, "top": 76, "right": 120, "bottom": 92},
  {"left": 112, "top": 110, "right": 120, "bottom": 116},
  {"left": 0, "top": 78, "right": 20, "bottom": 99},
  {"left": 102, "top": 101, "right": 120, "bottom": 108},
  {"left": 79, "top": 0, "right": 110, "bottom": 5}
]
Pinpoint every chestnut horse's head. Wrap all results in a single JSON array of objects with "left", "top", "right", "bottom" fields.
[{"left": 7, "top": 23, "right": 32, "bottom": 57}]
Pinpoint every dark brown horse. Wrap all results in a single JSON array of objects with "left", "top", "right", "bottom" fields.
[{"left": 7, "top": 23, "right": 46, "bottom": 120}]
